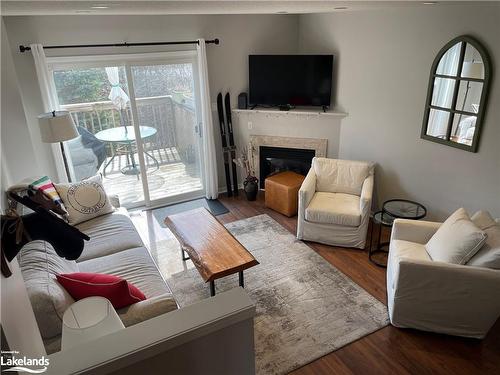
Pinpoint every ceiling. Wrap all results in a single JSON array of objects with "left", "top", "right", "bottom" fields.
[{"left": 1, "top": 0, "right": 494, "bottom": 16}]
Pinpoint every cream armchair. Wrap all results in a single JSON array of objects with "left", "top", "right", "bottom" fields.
[
  {"left": 297, "top": 157, "right": 374, "bottom": 249},
  {"left": 387, "top": 219, "right": 500, "bottom": 339}
]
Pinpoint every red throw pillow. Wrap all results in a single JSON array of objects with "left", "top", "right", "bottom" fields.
[{"left": 57, "top": 273, "right": 146, "bottom": 309}]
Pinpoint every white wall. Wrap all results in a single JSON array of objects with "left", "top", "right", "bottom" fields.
[
  {"left": 1, "top": 19, "right": 42, "bottom": 187},
  {"left": 298, "top": 5, "right": 500, "bottom": 219},
  {"left": 2, "top": 14, "right": 299, "bottom": 189}
]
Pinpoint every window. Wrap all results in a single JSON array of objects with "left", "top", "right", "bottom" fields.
[
  {"left": 48, "top": 52, "right": 205, "bottom": 208},
  {"left": 421, "top": 36, "right": 491, "bottom": 152}
]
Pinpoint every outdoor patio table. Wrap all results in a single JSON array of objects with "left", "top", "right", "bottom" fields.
[{"left": 95, "top": 125, "right": 159, "bottom": 176}]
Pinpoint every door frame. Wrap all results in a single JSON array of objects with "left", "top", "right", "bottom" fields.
[{"left": 47, "top": 51, "right": 206, "bottom": 209}]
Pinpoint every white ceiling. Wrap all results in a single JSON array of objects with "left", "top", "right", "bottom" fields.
[{"left": 1, "top": 1, "right": 495, "bottom": 16}]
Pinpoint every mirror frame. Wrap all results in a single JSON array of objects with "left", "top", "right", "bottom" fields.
[{"left": 421, "top": 35, "right": 492, "bottom": 152}]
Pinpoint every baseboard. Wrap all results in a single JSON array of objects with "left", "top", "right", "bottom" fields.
[{"left": 218, "top": 183, "right": 245, "bottom": 195}]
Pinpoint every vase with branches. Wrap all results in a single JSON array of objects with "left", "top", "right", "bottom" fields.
[{"left": 233, "top": 146, "right": 258, "bottom": 201}]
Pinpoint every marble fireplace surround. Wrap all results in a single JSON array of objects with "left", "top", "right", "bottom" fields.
[{"left": 249, "top": 135, "right": 327, "bottom": 183}]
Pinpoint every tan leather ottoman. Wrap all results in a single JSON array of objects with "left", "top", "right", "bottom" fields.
[{"left": 265, "top": 171, "right": 305, "bottom": 217}]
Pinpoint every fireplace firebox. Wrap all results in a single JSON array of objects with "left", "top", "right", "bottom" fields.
[{"left": 259, "top": 146, "right": 315, "bottom": 189}]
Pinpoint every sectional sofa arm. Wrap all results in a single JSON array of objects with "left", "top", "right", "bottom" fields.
[
  {"left": 298, "top": 168, "right": 317, "bottom": 214},
  {"left": 391, "top": 219, "right": 441, "bottom": 244}
]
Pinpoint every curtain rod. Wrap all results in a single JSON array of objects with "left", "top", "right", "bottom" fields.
[{"left": 19, "top": 38, "right": 219, "bottom": 53}]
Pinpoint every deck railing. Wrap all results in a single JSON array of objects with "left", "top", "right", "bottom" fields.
[{"left": 60, "top": 95, "right": 197, "bottom": 162}]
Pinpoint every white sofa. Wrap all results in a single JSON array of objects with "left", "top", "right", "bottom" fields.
[
  {"left": 297, "top": 157, "right": 374, "bottom": 249},
  {"left": 387, "top": 218, "right": 500, "bottom": 339},
  {"left": 18, "top": 204, "right": 178, "bottom": 354}
]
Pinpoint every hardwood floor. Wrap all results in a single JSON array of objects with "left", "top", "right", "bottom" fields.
[{"left": 132, "top": 191, "right": 500, "bottom": 375}]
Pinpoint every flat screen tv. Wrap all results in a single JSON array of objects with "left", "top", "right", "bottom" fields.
[{"left": 249, "top": 55, "right": 333, "bottom": 108}]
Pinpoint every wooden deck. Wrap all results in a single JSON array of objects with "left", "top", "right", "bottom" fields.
[{"left": 100, "top": 147, "right": 203, "bottom": 206}]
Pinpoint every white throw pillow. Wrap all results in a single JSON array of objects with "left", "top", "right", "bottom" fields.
[
  {"left": 55, "top": 175, "right": 113, "bottom": 225},
  {"left": 425, "top": 208, "right": 487, "bottom": 264},
  {"left": 467, "top": 211, "right": 500, "bottom": 269}
]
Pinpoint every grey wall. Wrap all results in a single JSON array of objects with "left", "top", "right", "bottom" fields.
[
  {"left": 2, "top": 14, "right": 299, "bottom": 188},
  {"left": 298, "top": 5, "right": 500, "bottom": 219}
]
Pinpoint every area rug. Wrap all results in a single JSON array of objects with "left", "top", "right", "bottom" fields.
[
  {"left": 151, "top": 198, "right": 229, "bottom": 227},
  {"left": 160, "top": 214, "right": 389, "bottom": 375}
]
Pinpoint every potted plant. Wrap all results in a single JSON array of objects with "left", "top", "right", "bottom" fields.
[{"left": 233, "top": 146, "right": 258, "bottom": 201}]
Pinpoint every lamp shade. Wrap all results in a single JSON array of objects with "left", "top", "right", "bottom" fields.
[
  {"left": 38, "top": 111, "right": 79, "bottom": 143},
  {"left": 61, "top": 296, "right": 124, "bottom": 350}
]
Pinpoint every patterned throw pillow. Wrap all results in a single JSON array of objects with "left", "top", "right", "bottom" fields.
[
  {"left": 54, "top": 175, "right": 114, "bottom": 225},
  {"left": 29, "top": 175, "right": 67, "bottom": 214}
]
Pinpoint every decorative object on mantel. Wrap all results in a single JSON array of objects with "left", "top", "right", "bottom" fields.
[
  {"left": 233, "top": 146, "right": 258, "bottom": 201},
  {"left": 238, "top": 92, "right": 248, "bottom": 110},
  {"left": 421, "top": 35, "right": 491, "bottom": 152},
  {"left": 0, "top": 192, "right": 90, "bottom": 277}
]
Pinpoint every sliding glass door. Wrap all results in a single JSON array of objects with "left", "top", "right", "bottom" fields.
[
  {"left": 128, "top": 60, "right": 204, "bottom": 204},
  {"left": 49, "top": 52, "right": 205, "bottom": 208}
]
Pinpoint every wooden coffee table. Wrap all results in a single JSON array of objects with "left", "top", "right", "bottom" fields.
[{"left": 164, "top": 208, "right": 259, "bottom": 296}]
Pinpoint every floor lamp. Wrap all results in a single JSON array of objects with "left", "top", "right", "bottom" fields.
[{"left": 38, "top": 110, "right": 79, "bottom": 182}]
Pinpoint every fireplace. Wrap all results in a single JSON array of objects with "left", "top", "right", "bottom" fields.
[
  {"left": 249, "top": 135, "right": 327, "bottom": 188},
  {"left": 259, "top": 146, "right": 315, "bottom": 188}
]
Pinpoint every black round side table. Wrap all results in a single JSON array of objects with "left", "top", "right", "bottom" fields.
[{"left": 368, "top": 199, "right": 427, "bottom": 267}]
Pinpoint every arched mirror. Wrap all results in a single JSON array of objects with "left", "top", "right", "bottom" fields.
[{"left": 421, "top": 36, "right": 491, "bottom": 152}]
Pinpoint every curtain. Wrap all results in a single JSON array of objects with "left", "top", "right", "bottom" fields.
[
  {"left": 105, "top": 67, "right": 129, "bottom": 109},
  {"left": 30, "top": 44, "right": 68, "bottom": 182},
  {"left": 31, "top": 44, "right": 59, "bottom": 111},
  {"left": 197, "top": 39, "right": 219, "bottom": 199}
]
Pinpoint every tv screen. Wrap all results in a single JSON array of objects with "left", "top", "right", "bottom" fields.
[{"left": 249, "top": 55, "right": 333, "bottom": 107}]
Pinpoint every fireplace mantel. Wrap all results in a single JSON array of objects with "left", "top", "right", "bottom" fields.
[
  {"left": 233, "top": 108, "right": 347, "bottom": 118},
  {"left": 249, "top": 135, "right": 327, "bottom": 183}
]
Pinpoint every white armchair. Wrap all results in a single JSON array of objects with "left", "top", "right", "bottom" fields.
[
  {"left": 297, "top": 157, "right": 374, "bottom": 249},
  {"left": 387, "top": 219, "right": 500, "bottom": 339}
]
